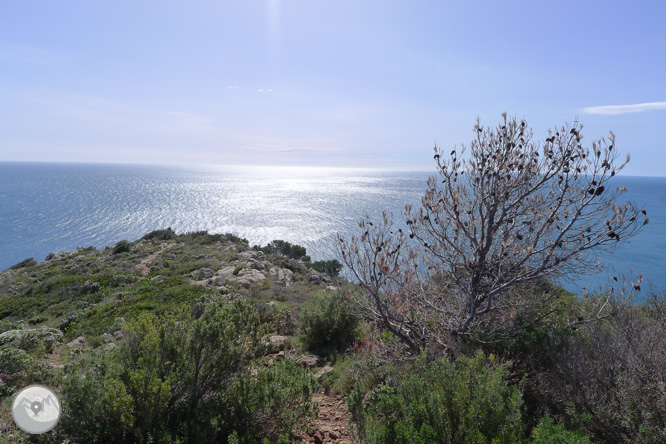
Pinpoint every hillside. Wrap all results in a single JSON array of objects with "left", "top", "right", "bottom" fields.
[
  {"left": 2, "top": 229, "right": 666, "bottom": 444},
  {"left": 0, "top": 230, "right": 353, "bottom": 443}
]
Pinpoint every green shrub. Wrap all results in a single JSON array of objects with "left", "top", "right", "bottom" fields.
[
  {"left": 348, "top": 351, "right": 524, "bottom": 444},
  {"left": 9, "top": 257, "right": 37, "bottom": 270},
  {"left": 112, "top": 240, "right": 131, "bottom": 254},
  {"left": 298, "top": 290, "right": 359, "bottom": 353},
  {"left": 307, "top": 259, "right": 343, "bottom": 277},
  {"left": 530, "top": 416, "right": 593, "bottom": 444},
  {"left": 60, "top": 354, "right": 120, "bottom": 443},
  {"left": 0, "top": 348, "right": 56, "bottom": 397},
  {"left": 260, "top": 240, "right": 307, "bottom": 260},
  {"left": 59, "top": 299, "right": 314, "bottom": 443},
  {"left": 142, "top": 227, "right": 177, "bottom": 240},
  {"left": 233, "top": 265, "right": 249, "bottom": 276},
  {"left": 229, "top": 359, "right": 317, "bottom": 442}
]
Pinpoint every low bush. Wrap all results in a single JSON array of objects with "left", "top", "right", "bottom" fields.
[
  {"left": 58, "top": 299, "right": 315, "bottom": 443},
  {"left": 530, "top": 416, "right": 593, "bottom": 444},
  {"left": 0, "top": 348, "right": 56, "bottom": 398},
  {"left": 112, "top": 240, "right": 131, "bottom": 254},
  {"left": 298, "top": 290, "right": 359, "bottom": 353},
  {"left": 142, "top": 227, "right": 177, "bottom": 241},
  {"left": 306, "top": 259, "right": 343, "bottom": 277},
  {"left": 540, "top": 294, "right": 666, "bottom": 443},
  {"left": 348, "top": 351, "right": 524, "bottom": 444},
  {"left": 259, "top": 240, "right": 308, "bottom": 261},
  {"left": 8, "top": 257, "right": 37, "bottom": 270}
]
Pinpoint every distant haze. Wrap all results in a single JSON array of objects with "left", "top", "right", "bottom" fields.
[{"left": 1, "top": 1, "right": 665, "bottom": 175}]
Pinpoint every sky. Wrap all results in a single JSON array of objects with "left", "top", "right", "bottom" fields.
[{"left": 1, "top": 1, "right": 665, "bottom": 174}]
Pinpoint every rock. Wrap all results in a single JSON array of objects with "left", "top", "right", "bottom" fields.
[
  {"left": 239, "top": 251, "right": 261, "bottom": 260},
  {"left": 245, "top": 258, "right": 264, "bottom": 271},
  {"left": 269, "top": 267, "right": 293, "bottom": 287},
  {"left": 313, "top": 432, "right": 324, "bottom": 444},
  {"left": 326, "top": 285, "right": 339, "bottom": 291},
  {"left": 296, "top": 354, "right": 320, "bottom": 368},
  {"left": 104, "top": 343, "right": 118, "bottom": 352},
  {"left": 221, "top": 244, "right": 243, "bottom": 253},
  {"left": 235, "top": 269, "right": 266, "bottom": 287},
  {"left": 196, "top": 268, "right": 214, "bottom": 279},
  {"left": 151, "top": 275, "right": 164, "bottom": 283},
  {"left": 307, "top": 270, "right": 331, "bottom": 285},
  {"left": 67, "top": 336, "right": 86, "bottom": 348},
  {"left": 315, "top": 365, "right": 334, "bottom": 379},
  {"left": 45, "top": 251, "right": 68, "bottom": 261},
  {"left": 215, "top": 266, "right": 236, "bottom": 280},
  {"left": 267, "top": 335, "right": 291, "bottom": 353}
]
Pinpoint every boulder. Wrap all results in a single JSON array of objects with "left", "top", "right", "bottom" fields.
[
  {"left": 306, "top": 270, "right": 331, "bottom": 285},
  {"left": 239, "top": 251, "right": 260, "bottom": 260},
  {"left": 104, "top": 343, "right": 118, "bottom": 352},
  {"left": 269, "top": 267, "right": 293, "bottom": 287},
  {"left": 267, "top": 335, "right": 291, "bottom": 353},
  {"left": 66, "top": 336, "right": 86, "bottom": 348},
  {"left": 45, "top": 251, "right": 69, "bottom": 261},
  {"left": 315, "top": 365, "right": 334, "bottom": 379},
  {"left": 296, "top": 354, "right": 320, "bottom": 368},
  {"left": 245, "top": 258, "right": 265, "bottom": 271},
  {"left": 215, "top": 266, "right": 236, "bottom": 280},
  {"left": 195, "top": 268, "right": 214, "bottom": 280},
  {"left": 235, "top": 269, "right": 266, "bottom": 287}
]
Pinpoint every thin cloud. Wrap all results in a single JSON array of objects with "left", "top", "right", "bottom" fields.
[
  {"left": 583, "top": 101, "right": 666, "bottom": 115},
  {"left": 257, "top": 89, "right": 273, "bottom": 93},
  {"left": 243, "top": 144, "right": 341, "bottom": 153}
]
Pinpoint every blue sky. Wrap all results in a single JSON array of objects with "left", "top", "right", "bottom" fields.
[{"left": 1, "top": 1, "right": 665, "bottom": 174}]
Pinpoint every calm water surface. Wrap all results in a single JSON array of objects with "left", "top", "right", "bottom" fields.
[{"left": 1, "top": 162, "right": 664, "bottom": 298}]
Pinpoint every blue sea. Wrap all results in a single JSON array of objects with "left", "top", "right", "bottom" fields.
[{"left": 1, "top": 162, "right": 664, "bottom": 299}]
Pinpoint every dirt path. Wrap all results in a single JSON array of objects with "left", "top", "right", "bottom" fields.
[
  {"left": 138, "top": 244, "right": 174, "bottom": 276},
  {"left": 294, "top": 392, "right": 353, "bottom": 444}
]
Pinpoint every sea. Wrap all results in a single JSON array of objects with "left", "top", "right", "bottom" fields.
[{"left": 1, "top": 162, "right": 664, "bottom": 300}]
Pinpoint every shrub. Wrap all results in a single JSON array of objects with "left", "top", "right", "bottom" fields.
[
  {"left": 307, "top": 259, "right": 343, "bottom": 277},
  {"left": 229, "top": 359, "right": 317, "bottom": 442},
  {"left": 530, "top": 416, "right": 593, "bottom": 444},
  {"left": 233, "top": 265, "right": 249, "bottom": 276},
  {"left": 0, "top": 348, "right": 56, "bottom": 397},
  {"left": 539, "top": 295, "right": 666, "bottom": 443},
  {"left": 59, "top": 299, "right": 316, "bottom": 443},
  {"left": 348, "top": 351, "right": 524, "bottom": 444},
  {"left": 260, "top": 240, "right": 308, "bottom": 260},
  {"left": 8, "top": 257, "right": 37, "bottom": 270},
  {"left": 112, "top": 240, "right": 131, "bottom": 254},
  {"left": 298, "top": 290, "right": 359, "bottom": 353},
  {"left": 142, "top": 227, "right": 177, "bottom": 240}
]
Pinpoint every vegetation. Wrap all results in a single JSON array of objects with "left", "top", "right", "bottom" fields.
[
  {"left": 349, "top": 351, "right": 524, "bottom": 443},
  {"left": 0, "top": 116, "right": 661, "bottom": 443},
  {"left": 306, "top": 259, "right": 343, "bottom": 277},
  {"left": 339, "top": 114, "right": 648, "bottom": 351},
  {"left": 298, "top": 289, "right": 360, "bottom": 353},
  {"left": 256, "top": 239, "right": 307, "bottom": 261},
  {"left": 112, "top": 239, "right": 131, "bottom": 254}
]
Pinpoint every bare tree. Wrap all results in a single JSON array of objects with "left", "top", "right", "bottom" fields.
[{"left": 339, "top": 114, "right": 648, "bottom": 351}]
